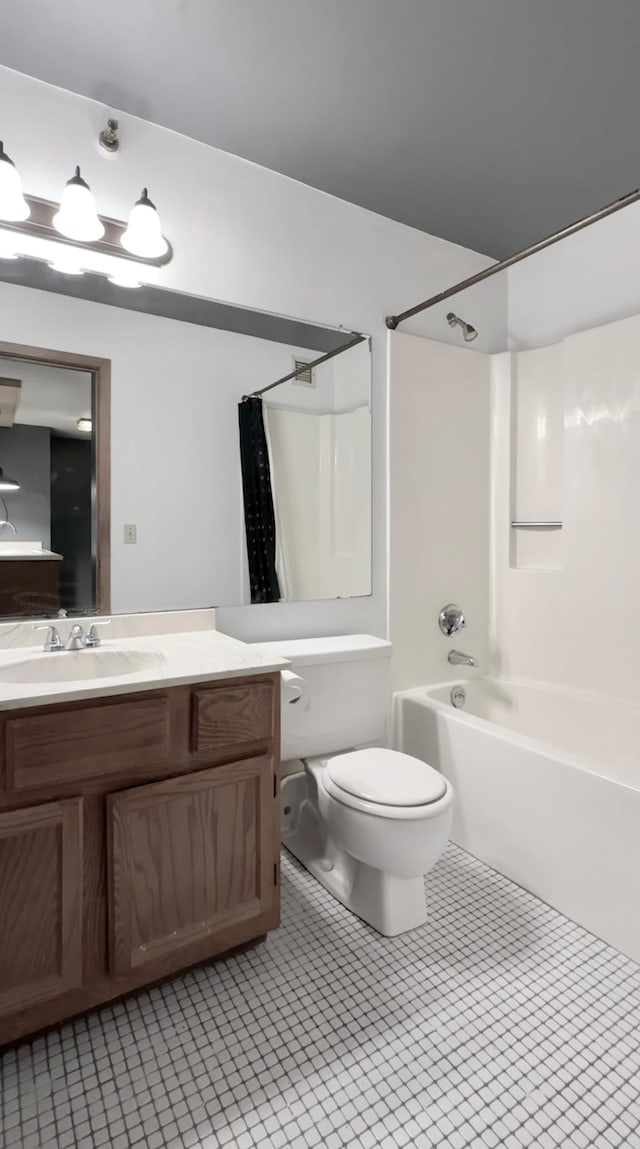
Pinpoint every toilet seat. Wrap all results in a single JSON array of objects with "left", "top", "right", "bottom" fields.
[{"left": 322, "top": 748, "right": 449, "bottom": 820}]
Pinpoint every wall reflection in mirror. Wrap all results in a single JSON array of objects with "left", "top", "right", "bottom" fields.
[
  {"left": 0, "top": 266, "right": 371, "bottom": 618},
  {"left": 0, "top": 355, "right": 95, "bottom": 618}
]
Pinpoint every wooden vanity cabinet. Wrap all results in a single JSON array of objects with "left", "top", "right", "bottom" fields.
[
  {"left": 0, "top": 672, "right": 281, "bottom": 1047},
  {"left": 108, "top": 755, "right": 276, "bottom": 976},
  {"left": 0, "top": 799, "right": 83, "bottom": 1017},
  {"left": 0, "top": 556, "right": 62, "bottom": 618}
]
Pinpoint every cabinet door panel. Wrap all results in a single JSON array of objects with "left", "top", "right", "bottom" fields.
[
  {"left": 108, "top": 756, "right": 276, "bottom": 976},
  {"left": 0, "top": 799, "right": 83, "bottom": 1018}
]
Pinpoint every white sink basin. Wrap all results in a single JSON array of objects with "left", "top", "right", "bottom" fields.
[{"left": 0, "top": 647, "right": 165, "bottom": 684}]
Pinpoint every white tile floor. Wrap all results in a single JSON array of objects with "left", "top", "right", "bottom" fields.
[{"left": 1, "top": 844, "right": 640, "bottom": 1149}]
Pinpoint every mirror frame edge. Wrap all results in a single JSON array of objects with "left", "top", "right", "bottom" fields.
[{"left": 0, "top": 339, "right": 111, "bottom": 617}]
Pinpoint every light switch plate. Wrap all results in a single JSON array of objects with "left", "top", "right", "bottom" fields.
[{"left": 124, "top": 524, "right": 137, "bottom": 544}]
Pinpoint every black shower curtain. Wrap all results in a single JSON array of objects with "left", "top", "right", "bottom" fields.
[{"left": 238, "top": 397, "right": 281, "bottom": 603}]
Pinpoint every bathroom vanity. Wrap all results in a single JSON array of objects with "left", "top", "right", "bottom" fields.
[
  {"left": 0, "top": 240, "right": 372, "bottom": 1048},
  {"left": 0, "top": 625, "right": 284, "bottom": 1047}
]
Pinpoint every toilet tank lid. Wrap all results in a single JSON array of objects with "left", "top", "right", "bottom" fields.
[{"left": 250, "top": 634, "right": 392, "bottom": 667}]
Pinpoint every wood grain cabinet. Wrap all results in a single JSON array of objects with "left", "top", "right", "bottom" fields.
[
  {"left": 108, "top": 755, "right": 276, "bottom": 976},
  {"left": 0, "top": 672, "right": 281, "bottom": 1047},
  {"left": 0, "top": 799, "right": 83, "bottom": 1017}
]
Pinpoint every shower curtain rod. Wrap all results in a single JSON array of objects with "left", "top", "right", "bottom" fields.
[
  {"left": 244, "top": 333, "right": 366, "bottom": 400},
  {"left": 385, "top": 186, "right": 640, "bottom": 331}
]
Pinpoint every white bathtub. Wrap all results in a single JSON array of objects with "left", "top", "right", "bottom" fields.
[{"left": 394, "top": 677, "right": 640, "bottom": 962}]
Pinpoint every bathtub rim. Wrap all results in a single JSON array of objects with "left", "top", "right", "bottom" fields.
[{"left": 394, "top": 674, "right": 640, "bottom": 794}]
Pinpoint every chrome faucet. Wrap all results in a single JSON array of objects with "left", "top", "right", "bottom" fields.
[
  {"left": 32, "top": 623, "right": 64, "bottom": 652},
  {"left": 65, "top": 619, "right": 112, "bottom": 649},
  {"left": 448, "top": 649, "right": 478, "bottom": 668},
  {"left": 32, "top": 619, "right": 111, "bottom": 652},
  {"left": 439, "top": 603, "right": 466, "bottom": 636},
  {"left": 85, "top": 620, "right": 111, "bottom": 647},
  {"left": 65, "top": 624, "right": 86, "bottom": 650}
]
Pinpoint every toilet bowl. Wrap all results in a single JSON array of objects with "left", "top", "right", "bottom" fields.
[
  {"left": 252, "top": 635, "right": 455, "bottom": 937},
  {"left": 281, "top": 747, "right": 454, "bottom": 936}
]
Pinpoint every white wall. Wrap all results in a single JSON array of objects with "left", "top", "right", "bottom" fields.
[
  {"left": 0, "top": 64, "right": 506, "bottom": 641},
  {"left": 389, "top": 332, "right": 491, "bottom": 690},
  {"left": 0, "top": 425, "right": 51, "bottom": 545},
  {"left": 508, "top": 201, "right": 640, "bottom": 349}
]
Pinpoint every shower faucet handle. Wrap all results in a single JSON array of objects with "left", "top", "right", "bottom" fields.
[{"left": 438, "top": 603, "right": 466, "bottom": 637}]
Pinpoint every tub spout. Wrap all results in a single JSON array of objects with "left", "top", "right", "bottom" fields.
[{"left": 448, "top": 649, "right": 478, "bottom": 668}]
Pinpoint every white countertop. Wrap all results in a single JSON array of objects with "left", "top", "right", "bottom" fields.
[
  {"left": 0, "top": 627, "right": 289, "bottom": 710},
  {"left": 0, "top": 541, "right": 62, "bottom": 561}
]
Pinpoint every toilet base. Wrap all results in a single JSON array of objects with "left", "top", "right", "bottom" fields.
[{"left": 281, "top": 772, "right": 428, "bottom": 936}]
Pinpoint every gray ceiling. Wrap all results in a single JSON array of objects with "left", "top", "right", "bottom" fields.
[{"left": 2, "top": 0, "right": 640, "bottom": 258}]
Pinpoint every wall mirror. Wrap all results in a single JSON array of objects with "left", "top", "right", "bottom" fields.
[
  {"left": 0, "top": 344, "right": 109, "bottom": 619},
  {"left": 0, "top": 261, "right": 371, "bottom": 619}
]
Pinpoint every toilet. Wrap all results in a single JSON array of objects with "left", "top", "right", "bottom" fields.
[{"left": 253, "top": 635, "right": 454, "bottom": 936}]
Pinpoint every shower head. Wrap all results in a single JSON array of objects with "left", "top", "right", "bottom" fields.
[{"left": 446, "top": 312, "right": 478, "bottom": 343}]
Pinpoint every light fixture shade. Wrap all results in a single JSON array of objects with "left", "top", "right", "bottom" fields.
[
  {"left": 76, "top": 417, "right": 92, "bottom": 433},
  {"left": 0, "top": 233, "right": 18, "bottom": 260},
  {"left": 0, "top": 142, "right": 30, "bottom": 222},
  {"left": 121, "top": 188, "right": 168, "bottom": 258},
  {"left": 53, "top": 166, "right": 104, "bottom": 242},
  {"left": 0, "top": 466, "right": 19, "bottom": 491},
  {"left": 48, "top": 248, "right": 85, "bottom": 276},
  {"left": 108, "top": 263, "right": 141, "bottom": 288}
]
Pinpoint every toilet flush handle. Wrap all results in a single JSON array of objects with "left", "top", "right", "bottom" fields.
[{"left": 281, "top": 669, "right": 307, "bottom": 706}]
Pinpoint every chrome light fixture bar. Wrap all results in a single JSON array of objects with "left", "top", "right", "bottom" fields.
[
  {"left": 0, "top": 137, "right": 172, "bottom": 275},
  {"left": 0, "top": 191, "right": 173, "bottom": 268}
]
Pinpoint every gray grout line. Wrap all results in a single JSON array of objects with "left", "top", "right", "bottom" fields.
[{"left": 1, "top": 843, "right": 639, "bottom": 1149}]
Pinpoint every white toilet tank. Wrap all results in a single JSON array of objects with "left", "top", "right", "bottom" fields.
[{"left": 251, "top": 635, "right": 392, "bottom": 760}]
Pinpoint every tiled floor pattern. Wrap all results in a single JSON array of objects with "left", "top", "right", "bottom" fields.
[{"left": 1, "top": 844, "right": 640, "bottom": 1149}]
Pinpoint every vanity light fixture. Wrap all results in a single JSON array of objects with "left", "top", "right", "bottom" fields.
[
  {"left": 121, "top": 188, "right": 168, "bottom": 259},
  {"left": 53, "top": 166, "right": 105, "bottom": 242},
  {"left": 76, "top": 417, "right": 92, "bottom": 433},
  {"left": 0, "top": 141, "right": 30, "bottom": 222},
  {"left": 0, "top": 133, "right": 172, "bottom": 281},
  {"left": 98, "top": 118, "right": 120, "bottom": 154},
  {"left": 0, "top": 466, "right": 20, "bottom": 492}
]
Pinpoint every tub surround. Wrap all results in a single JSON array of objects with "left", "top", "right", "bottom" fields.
[
  {"left": 491, "top": 313, "right": 640, "bottom": 702},
  {"left": 0, "top": 610, "right": 284, "bottom": 1046}
]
